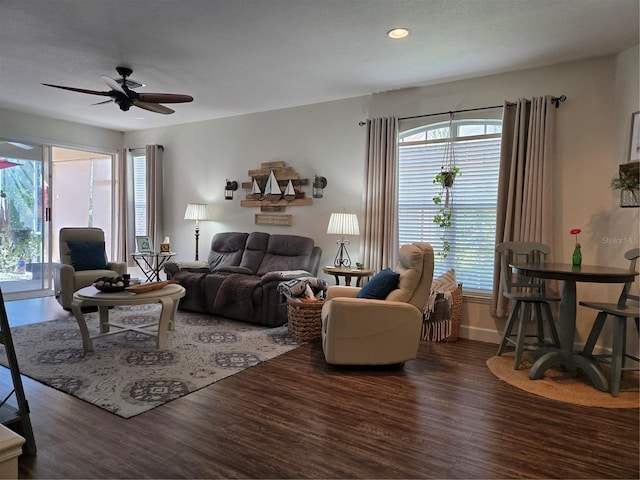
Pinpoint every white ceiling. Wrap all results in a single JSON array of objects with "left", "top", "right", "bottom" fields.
[{"left": 1, "top": 0, "right": 638, "bottom": 133}]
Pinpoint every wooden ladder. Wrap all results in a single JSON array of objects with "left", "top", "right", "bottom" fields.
[{"left": 0, "top": 287, "right": 36, "bottom": 454}]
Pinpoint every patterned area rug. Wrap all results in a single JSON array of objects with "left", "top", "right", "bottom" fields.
[{"left": 0, "top": 305, "right": 301, "bottom": 418}]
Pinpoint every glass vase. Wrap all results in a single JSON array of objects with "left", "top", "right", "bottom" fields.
[{"left": 572, "top": 245, "right": 582, "bottom": 266}]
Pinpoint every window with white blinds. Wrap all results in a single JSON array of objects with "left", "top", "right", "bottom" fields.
[
  {"left": 132, "top": 154, "right": 147, "bottom": 236},
  {"left": 398, "top": 119, "right": 502, "bottom": 292}
]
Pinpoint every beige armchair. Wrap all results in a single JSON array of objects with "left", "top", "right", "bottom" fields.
[
  {"left": 321, "top": 242, "right": 434, "bottom": 365},
  {"left": 54, "top": 227, "right": 127, "bottom": 310}
]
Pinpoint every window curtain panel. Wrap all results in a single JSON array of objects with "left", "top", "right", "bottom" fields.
[
  {"left": 146, "top": 144, "right": 164, "bottom": 252},
  {"left": 491, "top": 96, "right": 557, "bottom": 318},
  {"left": 114, "top": 148, "right": 131, "bottom": 264},
  {"left": 362, "top": 117, "right": 399, "bottom": 271}
]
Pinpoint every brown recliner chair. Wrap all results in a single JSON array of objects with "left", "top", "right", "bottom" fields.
[
  {"left": 321, "top": 242, "right": 434, "bottom": 365},
  {"left": 53, "top": 227, "right": 127, "bottom": 310}
]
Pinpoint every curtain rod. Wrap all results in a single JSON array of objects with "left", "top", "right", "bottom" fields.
[
  {"left": 358, "top": 95, "right": 566, "bottom": 126},
  {"left": 128, "top": 145, "right": 164, "bottom": 152}
]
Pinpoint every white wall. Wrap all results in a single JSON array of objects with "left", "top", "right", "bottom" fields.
[
  {"left": 124, "top": 96, "right": 368, "bottom": 271},
  {"left": 0, "top": 109, "right": 123, "bottom": 152}
]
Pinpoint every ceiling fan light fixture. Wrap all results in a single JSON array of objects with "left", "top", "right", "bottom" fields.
[
  {"left": 387, "top": 27, "right": 410, "bottom": 39},
  {"left": 116, "top": 78, "right": 145, "bottom": 89}
]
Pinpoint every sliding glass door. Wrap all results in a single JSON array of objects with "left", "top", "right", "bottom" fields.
[
  {"left": 0, "top": 140, "right": 48, "bottom": 298},
  {"left": 51, "top": 147, "right": 115, "bottom": 266},
  {"left": 0, "top": 141, "right": 115, "bottom": 300}
]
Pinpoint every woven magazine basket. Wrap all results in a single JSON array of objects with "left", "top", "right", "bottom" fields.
[
  {"left": 286, "top": 299, "right": 324, "bottom": 342},
  {"left": 422, "top": 283, "right": 463, "bottom": 342}
]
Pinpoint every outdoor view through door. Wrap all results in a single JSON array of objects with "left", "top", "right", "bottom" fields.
[
  {"left": 0, "top": 141, "right": 46, "bottom": 297},
  {"left": 0, "top": 141, "right": 115, "bottom": 299}
]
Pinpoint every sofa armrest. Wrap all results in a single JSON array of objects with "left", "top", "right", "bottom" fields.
[
  {"left": 107, "top": 261, "right": 127, "bottom": 276},
  {"left": 326, "top": 285, "right": 360, "bottom": 300},
  {"left": 260, "top": 270, "right": 311, "bottom": 284},
  {"left": 53, "top": 263, "right": 76, "bottom": 309},
  {"left": 164, "top": 260, "right": 209, "bottom": 279}
]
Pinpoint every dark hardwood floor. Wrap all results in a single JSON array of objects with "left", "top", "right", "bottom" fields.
[{"left": 1, "top": 296, "right": 638, "bottom": 479}]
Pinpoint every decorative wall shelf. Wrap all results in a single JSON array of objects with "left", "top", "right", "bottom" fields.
[{"left": 240, "top": 161, "right": 312, "bottom": 211}]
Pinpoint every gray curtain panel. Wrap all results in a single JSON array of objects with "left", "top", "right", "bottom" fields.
[
  {"left": 362, "top": 116, "right": 399, "bottom": 272},
  {"left": 491, "top": 96, "right": 557, "bottom": 318}
]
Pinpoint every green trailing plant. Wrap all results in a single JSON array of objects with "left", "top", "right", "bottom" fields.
[
  {"left": 433, "top": 166, "right": 461, "bottom": 189},
  {"left": 432, "top": 166, "right": 461, "bottom": 259}
]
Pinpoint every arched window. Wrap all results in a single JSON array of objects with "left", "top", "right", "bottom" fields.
[{"left": 398, "top": 119, "right": 502, "bottom": 292}]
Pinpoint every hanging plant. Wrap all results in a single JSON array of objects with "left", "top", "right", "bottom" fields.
[
  {"left": 432, "top": 113, "right": 460, "bottom": 258},
  {"left": 434, "top": 165, "right": 461, "bottom": 190}
]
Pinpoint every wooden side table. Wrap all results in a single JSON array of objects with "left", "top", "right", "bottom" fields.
[{"left": 322, "top": 266, "right": 374, "bottom": 287}]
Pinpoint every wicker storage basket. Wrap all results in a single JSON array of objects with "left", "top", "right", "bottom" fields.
[
  {"left": 287, "top": 299, "right": 325, "bottom": 342},
  {"left": 422, "top": 283, "right": 463, "bottom": 342}
]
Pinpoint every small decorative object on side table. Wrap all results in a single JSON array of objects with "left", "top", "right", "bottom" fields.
[{"left": 322, "top": 266, "right": 374, "bottom": 287}]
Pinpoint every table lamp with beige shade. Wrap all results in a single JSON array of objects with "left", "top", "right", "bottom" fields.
[{"left": 327, "top": 212, "right": 360, "bottom": 267}]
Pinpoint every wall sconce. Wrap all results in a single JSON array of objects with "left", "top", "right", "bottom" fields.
[
  {"left": 225, "top": 179, "right": 238, "bottom": 200},
  {"left": 313, "top": 175, "right": 327, "bottom": 198}
]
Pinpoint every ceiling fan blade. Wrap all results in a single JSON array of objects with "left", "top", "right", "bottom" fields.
[
  {"left": 134, "top": 102, "right": 175, "bottom": 115},
  {"left": 101, "top": 76, "right": 127, "bottom": 95},
  {"left": 42, "top": 83, "right": 110, "bottom": 96},
  {"left": 137, "top": 93, "right": 193, "bottom": 104},
  {"left": 92, "top": 99, "right": 114, "bottom": 105}
]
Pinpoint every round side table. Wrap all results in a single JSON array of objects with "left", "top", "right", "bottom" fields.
[{"left": 322, "top": 266, "right": 374, "bottom": 287}]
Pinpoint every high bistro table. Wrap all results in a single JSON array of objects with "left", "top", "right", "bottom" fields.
[
  {"left": 71, "top": 283, "right": 185, "bottom": 352},
  {"left": 510, "top": 262, "right": 637, "bottom": 392}
]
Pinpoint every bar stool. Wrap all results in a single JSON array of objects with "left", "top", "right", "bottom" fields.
[
  {"left": 496, "top": 242, "right": 561, "bottom": 369},
  {"left": 579, "top": 248, "right": 639, "bottom": 397}
]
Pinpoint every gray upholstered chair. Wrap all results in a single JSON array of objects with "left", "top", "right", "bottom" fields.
[
  {"left": 321, "top": 242, "right": 434, "bottom": 366},
  {"left": 53, "top": 227, "right": 127, "bottom": 310},
  {"left": 579, "top": 248, "right": 639, "bottom": 396},
  {"left": 495, "top": 241, "right": 560, "bottom": 369}
]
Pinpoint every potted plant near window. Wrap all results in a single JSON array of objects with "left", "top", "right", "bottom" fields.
[
  {"left": 432, "top": 166, "right": 460, "bottom": 259},
  {"left": 432, "top": 113, "right": 460, "bottom": 259},
  {"left": 611, "top": 162, "right": 639, "bottom": 208}
]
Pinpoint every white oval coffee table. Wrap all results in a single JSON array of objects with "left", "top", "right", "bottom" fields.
[{"left": 70, "top": 283, "right": 186, "bottom": 352}]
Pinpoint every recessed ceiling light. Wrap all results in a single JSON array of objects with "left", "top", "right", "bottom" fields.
[{"left": 387, "top": 27, "right": 409, "bottom": 40}]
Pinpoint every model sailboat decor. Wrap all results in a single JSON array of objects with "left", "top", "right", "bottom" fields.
[
  {"left": 263, "top": 171, "right": 282, "bottom": 201},
  {"left": 249, "top": 178, "right": 262, "bottom": 199},
  {"left": 240, "top": 161, "right": 314, "bottom": 215},
  {"left": 284, "top": 180, "right": 296, "bottom": 201}
]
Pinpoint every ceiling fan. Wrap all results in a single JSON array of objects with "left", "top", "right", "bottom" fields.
[{"left": 42, "top": 67, "right": 193, "bottom": 115}]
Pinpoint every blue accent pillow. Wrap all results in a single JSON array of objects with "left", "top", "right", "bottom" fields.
[
  {"left": 67, "top": 241, "right": 108, "bottom": 271},
  {"left": 356, "top": 268, "right": 399, "bottom": 300}
]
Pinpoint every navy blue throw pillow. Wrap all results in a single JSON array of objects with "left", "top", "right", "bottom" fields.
[
  {"left": 67, "top": 241, "right": 108, "bottom": 271},
  {"left": 356, "top": 268, "right": 399, "bottom": 300}
]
